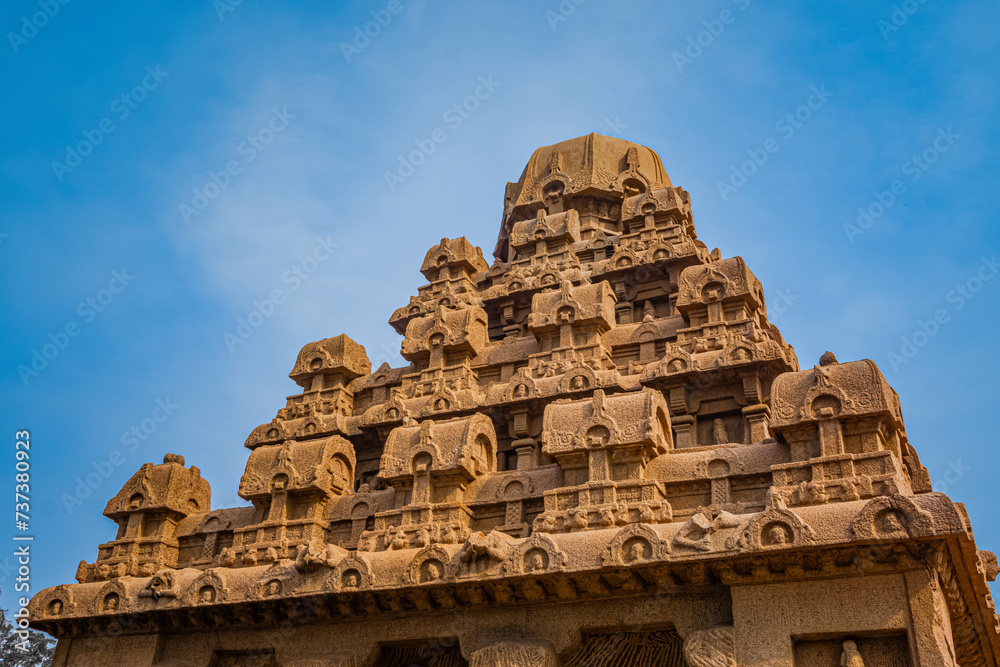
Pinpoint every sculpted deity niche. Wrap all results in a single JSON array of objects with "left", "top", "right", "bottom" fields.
[
  {"left": 875, "top": 508, "right": 907, "bottom": 535},
  {"left": 585, "top": 425, "right": 610, "bottom": 447},
  {"left": 27, "top": 134, "right": 1000, "bottom": 667},
  {"left": 342, "top": 569, "right": 360, "bottom": 588},
  {"left": 419, "top": 559, "right": 444, "bottom": 583},
  {"left": 543, "top": 180, "right": 565, "bottom": 213},
  {"left": 623, "top": 537, "right": 650, "bottom": 563},
  {"left": 763, "top": 522, "right": 793, "bottom": 547},
  {"left": 525, "top": 548, "right": 548, "bottom": 572},
  {"left": 198, "top": 586, "right": 216, "bottom": 604},
  {"left": 101, "top": 594, "right": 118, "bottom": 614},
  {"left": 271, "top": 473, "right": 288, "bottom": 492}
]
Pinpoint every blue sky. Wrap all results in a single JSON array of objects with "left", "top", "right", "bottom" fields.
[{"left": 2, "top": 1, "right": 998, "bottom": 610}]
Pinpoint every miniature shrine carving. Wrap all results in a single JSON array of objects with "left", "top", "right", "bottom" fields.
[{"left": 30, "top": 134, "right": 999, "bottom": 666}]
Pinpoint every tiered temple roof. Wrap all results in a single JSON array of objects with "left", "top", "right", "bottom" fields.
[{"left": 32, "top": 134, "right": 1000, "bottom": 667}]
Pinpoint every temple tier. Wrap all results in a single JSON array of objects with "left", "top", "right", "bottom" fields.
[{"left": 32, "top": 134, "right": 999, "bottom": 667}]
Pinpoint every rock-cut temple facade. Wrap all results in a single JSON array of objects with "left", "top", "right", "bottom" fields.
[{"left": 31, "top": 134, "right": 1000, "bottom": 666}]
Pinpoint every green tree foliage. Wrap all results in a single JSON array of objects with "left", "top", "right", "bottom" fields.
[{"left": 0, "top": 608, "right": 55, "bottom": 667}]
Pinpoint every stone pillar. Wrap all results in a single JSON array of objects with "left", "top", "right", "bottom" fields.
[
  {"left": 742, "top": 403, "right": 770, "bottom": 443},
  {"left": 903, "top": 569, "right": 960, "bottom": 667},
  {"left": 710, "top": 477, "right": 730, "bottom": 506},
  {"left": 51, "top": 639, "right": 72, "bottom": 667},
  {"left": 412, "top": 457, "right": 431, "bottom": 504},
  {"left": 60, "top": 635, "right": 158, "bottom": 666},
  {"left": 817, "top": 407, "right": 844, "bottom": 456},
  {"left": 639, "top": 339, "right": 656, "bottom": 365},
  {"left": 468, "top": 641, "right": 560, "bottom": 667},
  {"left": 673, "top": 415, "right": 696, "bottom": 449},
  {"left": 705, "top": 292, "right": 723, "bottom": 323},
  {"left": 514, "top": 438, "right": 538, "bottom": 470}
]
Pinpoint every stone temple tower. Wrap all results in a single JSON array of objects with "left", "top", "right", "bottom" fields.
[{"left": 31, "top": 134, "right": 1000, "bottom": 666}]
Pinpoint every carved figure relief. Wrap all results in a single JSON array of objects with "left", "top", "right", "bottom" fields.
[
  {"left": 727, "top": 496, "right": 815, "bottom": 552},
  {"left": 841, "top": 640, "right": 865, "bottom": 667},
  {"left": 25, "top": 134, "right": 992, "bottom": 667},
  {"left": 405, "top": 545, "right": 454, "bottom": 585},
  {"left": 504, "top": 533, "right": 567, "bottom": 576},
  {"left": 673, "top": 509, "right": 741, "bottom": 552},
  {"left": 850, "top": 494, "right": 934, "bottom": 541},
  {"left": 324, "top": 554, "right": 374, "bottom": 593},
  {"left": 602, "top": 524, "right": 669, "bottom": 566}
]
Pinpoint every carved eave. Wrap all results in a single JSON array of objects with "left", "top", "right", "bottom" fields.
[
  {"left": 675, "top": 257, "right": 764, "bottom": 317},
  {"left": 479, "top": 267, "right": 585, "bottom": 305},
  {"left": 526, "top": 280, "right": 617, "bottom": 333},
  {"left": 590, "top": 239, "right": 706, "bottom": 281},
  {"left": 942, "top": 522, "right": 1000, "bottom": 666},
  {"left": 504, "top": 134, "right": 672, "bottom": 212},
  {"left": 380, "top": 413, "right": 497, "bottom": 482},
  {"left": 400, "top": 305, "right": 490, "bottom": 362},
  {"left": 35, "top": 136, "right": 997, "bottom": 667},
  {"left": 419, "top": 237, "right": 490, "bottom": 281},
  {"left": 104, "top": 457, "right": 210, "bottom": 521},
  {"left": 30, "top": 494, "right": 1000, "bottom": 667},
  {"left": 541, "top": 388, "right": 672, "bottom": 458},
  {"left": 289, "top": 334, "right": 371, "bottom": 390},
  {"left": 238, "top": 436, "right": 356, "bottom": 500},
  {"left": 770, "top": 358, "right": 902, "bottom": 430},
  {"left": 509, "top": 209, "right": 582, "bottom": 252}
]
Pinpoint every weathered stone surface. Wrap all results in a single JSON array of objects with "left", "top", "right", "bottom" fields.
[{"left": 31, "top": 134, "right": 999, "bottom": 666}]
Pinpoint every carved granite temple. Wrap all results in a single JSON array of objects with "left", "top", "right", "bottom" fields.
[{"left": 31, "top": 134, "right": 1000, "bottom": 666}]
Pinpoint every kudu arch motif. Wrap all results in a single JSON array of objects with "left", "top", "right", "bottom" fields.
[{"left": 31, "top": 134, "right": 998, "bottom": 666}]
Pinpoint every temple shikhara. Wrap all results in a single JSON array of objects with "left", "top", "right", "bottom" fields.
[{"left": 32, "top": 135, "right": 1000, "bottom": 666}]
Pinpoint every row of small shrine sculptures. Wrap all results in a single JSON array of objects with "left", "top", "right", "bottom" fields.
[{"left": 32, "top": 491, "right": 971, "bottom": 622}]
